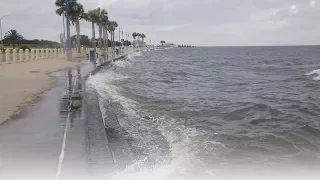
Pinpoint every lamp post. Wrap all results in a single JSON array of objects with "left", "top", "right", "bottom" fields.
[
  {"left": 121, "top": 30, "right": 123, "bottom": 54},
  {"left": 0, "top": 15, "right": 8, "bottom": 50},
  {"left": 118, "top": 27, "right": 121, "bottom": 54},
  {"left": 102, "top": 18, "right": 107, "bottom": 60},
  {"left": 64, "top": 0, "right": 74, "bottom": 61}
]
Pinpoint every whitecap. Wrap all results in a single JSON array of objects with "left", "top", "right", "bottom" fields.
[{"left": 305, "top": 69, "right": 320, "bottom": 80}]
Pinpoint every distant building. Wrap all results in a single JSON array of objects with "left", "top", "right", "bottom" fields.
[{"left": 166, "top": 43, "right": 176, "bottom": 47}]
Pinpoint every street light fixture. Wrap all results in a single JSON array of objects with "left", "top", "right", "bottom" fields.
[{"left": 0, "top": 15, "right": 8, "bottom": 50}]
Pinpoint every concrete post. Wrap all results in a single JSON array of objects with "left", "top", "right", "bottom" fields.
[
  {"left": 81, "top": 47, "right": 84, "bottom": 57},
  {"left": 0, "top": 50, "right": 2, "bottom": 65},
  {"left": 36, "top": 49, "right": 40, "bottom": 60},
  {"left": 12, "top": 49, "right": 17, "bottom": 63},
  {"left": 31, "top": 49, "right": 35, "bottom": 60},
  {"left": 46, "top": 48, "right": 49, "bottom": 59},
  {"left": 25, "top": 49, "right": 29, "bottom": 61},
  {"left": 39, "top": 49, "right": 42, "bottom": 59},
  {"left": 5, "top": 49, "right": 10, "bottom": 64},
  {"left": 30, "top": 49, "right": 34, "bottom": 60},
  {"left": 41, "top": 49, "right": 45, "bottom": 59},
  {"left": 19, "top": 49, "right": 24, "bottom": 61},
  {"left": 53, "top": 49, "right": 56, "bottom": 57},
  {"left": 50, "top": 49, "right": 53, "bottom": 58}
]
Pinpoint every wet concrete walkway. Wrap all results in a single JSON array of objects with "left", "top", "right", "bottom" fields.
[
  {"left": 0, "top": 59, "right": 107, "bottom": 179},
  {"left": 0, "top": 68, "right": 71, "bottom": 179},
  {"left": 0, "top": 55, "right": 129, "bottom": 180}
]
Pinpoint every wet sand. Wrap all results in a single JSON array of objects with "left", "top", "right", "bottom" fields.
[{"left": 0, "top": 58, "right": 81, "bottom": 124}]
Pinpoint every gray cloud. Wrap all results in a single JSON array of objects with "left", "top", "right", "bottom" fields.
[{"left": 0, "top": 0, "right": 319, "bottom": 46}]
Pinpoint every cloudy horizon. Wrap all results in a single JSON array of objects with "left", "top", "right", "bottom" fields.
[{"left": 0, "top": 0, "right": 319, "bottom": 46}]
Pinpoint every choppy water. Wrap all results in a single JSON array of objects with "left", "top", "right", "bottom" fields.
[{"left": 87, "top": 47, "right": 320, "bottom": 179}]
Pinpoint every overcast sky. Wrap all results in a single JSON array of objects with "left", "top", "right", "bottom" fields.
[{"left": 0, "top": 0, "right": 319, "bottom": 46}]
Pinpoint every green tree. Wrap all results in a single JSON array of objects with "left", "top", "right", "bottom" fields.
[
  {"left": 55, "top": 0, "right": 87, "bottom": 53},
  {"left": 141, "top": 33, "right": 146, "bottom": 47},
  {"left": 86, "top": 9, "right": 100, "bottom": 52},
  {"left": 95, "top": 8, "right": 108, "bottom": 51},
  {"left": 4, "top": 29, "right": 24, "bottom": 48},
  {"left": 136, "top": 33, "right": 141, "bottom": 48},
  {"left": 161, "top": 40, "right": 166, "bottom": 46},
  {"left": 132, "top": 32, "right": 137, "bottom": 46},
  {"left": 107, "top": 20, "right": 118, "bottom": 52}
]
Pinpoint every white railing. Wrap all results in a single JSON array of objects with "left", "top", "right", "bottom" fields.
[{"left": 0, "top": 48, "right": 89, "bottom": 66}]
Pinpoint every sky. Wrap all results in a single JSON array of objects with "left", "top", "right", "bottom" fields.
[{"left": 0, "top": 0, "right": 319, "bottom": 46}]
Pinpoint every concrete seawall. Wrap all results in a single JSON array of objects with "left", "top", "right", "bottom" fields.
[{"left": 83, "top": 54, "right": 134, "bottom": 172}]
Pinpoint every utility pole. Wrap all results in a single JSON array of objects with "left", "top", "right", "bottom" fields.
[
  {"left": 64, "top": 0, "right": 73, "bottom": 61},
  {"left": 0, "top": 15, "right": 8, "bottom": 50},
  {"left": 118, "top": 27, "right": 121, "bottom": 54},
  {"left": 121, "top": 30, "right": 123, "bottom": 54}
]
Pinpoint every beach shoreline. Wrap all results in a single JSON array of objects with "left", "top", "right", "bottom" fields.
[{"left": 0, "top": 58, "right": 82, "bottom": 124}]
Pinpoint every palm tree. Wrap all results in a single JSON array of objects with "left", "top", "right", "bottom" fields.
[
  {"left": 86, "top": 9, "right": 99, "bottom": 53},
  {"left": 161, "top": 40, "right": 166, "bottom": 46},
  {"left": 4, "top": 29, "right": 24, "bottom": 48},
  {"left": 107, "top": 20, "right": 118, "bottom": 54},
  {"left": 132, "top": 32, "right": 137, "bottom": 47},
  {"left": 141, "top": 33, "right": 146, "bottom": 48},
  {"left": 96, "top": 8, "right": 108, "bottom": 52},
  {"left": 55, "top": 0, "right": 86, "bottom": 53},
  {"left": 107, "top": 22, "right": 114, "bottom": 53},
  {"left": 102, "top": 21, "right": 108, "bottom": 58},
  {"left": 136, "top": 33, "right": 141, "bottom": 49}
]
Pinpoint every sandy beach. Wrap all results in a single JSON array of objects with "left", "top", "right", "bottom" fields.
[{"left": 0, "top": 58, "right": 81, "bottom": 124}]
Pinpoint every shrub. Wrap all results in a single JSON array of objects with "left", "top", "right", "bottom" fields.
[{"left": 20, "top": 45, "right": 31, "bottom": 52}]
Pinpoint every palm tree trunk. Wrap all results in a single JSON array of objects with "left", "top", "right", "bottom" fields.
[
  {"left": 113, "top": 31, "right": 116, "bottom": 54},
  {"left": 106, "top": 28, "right": 109, "bottom": 59},
  {"left": 103, "top": 26, "right": 106, "bottom": 57},
  {"left": 75, "top": 18, "right": 81, "bottom": 53},
  {"left": 142, "top": 38, "right": 144, "bottom": 49},
  {"left": 92, "top": 21, "right": 96, "bottom": 53},
  {"left": 98, "top": 24, "right": 102, "bottom": 51},
  {"left": 112, "top": 31, "right": 114, "bottom": 54},
  {"left": 133, "top": 38, "right": 135, "bottom": 50}
]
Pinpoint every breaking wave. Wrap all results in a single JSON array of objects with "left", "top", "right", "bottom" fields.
[{"left": 305, "top": 69, "right": 320, "bottom": 80}]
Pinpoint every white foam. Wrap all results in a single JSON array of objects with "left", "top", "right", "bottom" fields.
[
  {"left": 129, "top": 51, "right": 142, "bottom": 58},
  {"left": 87, "top": 56, "right": 226, "bottom": 180},
  {"left": 305, "top": 69, "right": 320, "bottom": 80}
]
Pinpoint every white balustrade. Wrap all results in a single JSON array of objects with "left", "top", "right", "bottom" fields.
[
  {"left": 31, "top": 49, "right": 35, "bottom": 60},
  {"left": 36, "top": 49, "right": 40, "bottom": 59},
  {"left": 25, "top": 49, "right": 29, "bottom": 61},
  {"left": 19, "top": 49, "right": 24, "bottom": 61},
  {"left": 5, "top": 49, "right": 10, "bottom": 64},
  {"left": 46, "top": 48, "right": 49, "bottom": 58},
  {"left": 41, "top": 49, "right": 45, "bottom": 59},
  {"left": 12, "top": 49, "right": 17, "bottom": 63}
]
